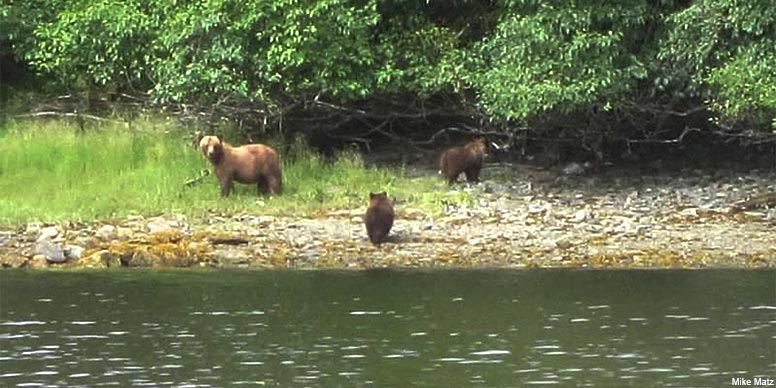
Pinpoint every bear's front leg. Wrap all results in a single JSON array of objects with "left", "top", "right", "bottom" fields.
[{"left": 219, "top": 176, "right": 233, "bottom": 197}]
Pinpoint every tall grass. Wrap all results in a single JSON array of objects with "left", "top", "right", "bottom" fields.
[{"left": 0, "top": 118, "right": 469, "bottom": 225}]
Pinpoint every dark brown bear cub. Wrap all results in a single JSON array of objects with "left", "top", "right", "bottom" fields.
[
  {"left": 439, "top": 137, "right": 487, "bottom": 184},
  {"left": 199, "top": 135, "right": 283, "bottom": 197},
  {"left": 364, "top": 192, "right": 394, "bottom": 245}
]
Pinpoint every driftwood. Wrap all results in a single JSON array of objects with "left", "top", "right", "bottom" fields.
[
  {"left": 210, "top": 237, "right": 250, "bottom": 245},
  {"left": 730, "top": 192, "right": 776, "bottom": 213},
  {"left": 184, "top": 170, "right": 211, "bottom": 187}
]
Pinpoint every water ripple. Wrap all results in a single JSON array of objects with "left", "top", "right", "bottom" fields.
[
  {"left": 0, "top": 321, "right": 46, "bottom": 326},
  {"left": 470, "top": 349, "right": 511, "bottom": 356}
]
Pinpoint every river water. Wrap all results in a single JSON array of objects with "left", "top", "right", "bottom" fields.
[{"left": 0, "top": 269, "right": 773, "bottom": 387}]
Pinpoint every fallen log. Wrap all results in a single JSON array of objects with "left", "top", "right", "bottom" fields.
[
  {"left": 730, "top": 192, "right": 776, "bottom": 213},
  {"left": 184, "top": 170, "right": 211, "bottom": 187}
]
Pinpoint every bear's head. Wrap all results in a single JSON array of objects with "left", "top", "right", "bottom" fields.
[
  {"left": 199, "top": 135, "right": 224, "bottom": 163},
  {"left": 466, "top": 137, "right": 488, "bottom": 157},
  {"left": 369, "top": 192, "right": 390, "bottom": 207}
]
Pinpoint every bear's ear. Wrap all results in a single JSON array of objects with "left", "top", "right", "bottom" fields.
[
  {"left": 369, "top": 192, "right": 377, "bottom": 200},
  {"left": 199, "top": 136, "right": 209, "bottom": 150}
]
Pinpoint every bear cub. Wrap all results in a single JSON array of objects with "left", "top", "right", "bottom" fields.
[
  {"left": 199, "top": 135, "right": 283, "bottom": 197},
  {"left": 439, "top": 137, "right": 487, "bottom": 184},
  {"left": 364, "top": 192, "right": 394, "bottom": 245}
]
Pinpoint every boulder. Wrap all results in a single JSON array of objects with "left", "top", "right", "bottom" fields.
[{"left": 33, "top": 239, "right": 66, "bottom": 263}]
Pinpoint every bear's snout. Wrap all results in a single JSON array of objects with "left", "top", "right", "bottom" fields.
[{"left": 204, "top": 145, "right": 222, "bottom": 162}]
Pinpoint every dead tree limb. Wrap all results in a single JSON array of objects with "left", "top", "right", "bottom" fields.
[
  {"left": 184, "top": 170, "right": 211, "bottom": 187},
  {"left": 626, "top": 127, "right": 702, "bottom": 144}
]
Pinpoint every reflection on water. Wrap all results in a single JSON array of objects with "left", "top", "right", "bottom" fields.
[{"left": 0, "top": 269, "right": 773, "bottom": 387}]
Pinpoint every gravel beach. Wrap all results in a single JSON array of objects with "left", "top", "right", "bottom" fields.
[{"left": 2, "top": 163, "right": 774, "bottom": 270}]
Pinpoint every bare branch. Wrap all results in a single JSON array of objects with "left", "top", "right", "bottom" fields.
[
  {"left": 313, "top": 100, "right": 367, "bottom": 115},
  {"left": 13, "top": 111, "right": 128, "bottom": 126},
  {"left": 627, "top": 127, "right": 702, "bottom": 144},
  {"left": 623, "top": 102, "right": 708, "bottom": 117},
  {"left": 184, "top": 170, "right": 211, "bottom": 187}
]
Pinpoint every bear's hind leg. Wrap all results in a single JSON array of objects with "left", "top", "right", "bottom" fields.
[
  {"left": 256, "top": 175, "right": 281, "bottom": 195},
  {"left": 256, "top": 177, "right": 269, "bottom": 195},
  {"left": 445, "top": 169, "right": 461, "bottom": 185},
  {"left": 266, "top": 175, "right": 282, "bottom": 195}
]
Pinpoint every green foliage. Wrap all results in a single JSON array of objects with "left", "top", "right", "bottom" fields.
[
  {"left": 0, "top": 0, "right": 65, "bottom": 55},
  {"left": 0, "top": 118, "right": 200, "bottom": 223},
  {"left": 0, "top": 119, "right": 464, "bottom": 225},
  {"left": 149, "top": 0, "right": 382, "bottom": 104},
  {"left": 27, "top": 0, "right": 155, "bottom": 91},
  {"left": 659, "top": 0, "right": 775, "bottom": 124},
  {"left": 3, "top": 0, "right": 775, "bottom": 133},
  {"left": 469, "top": 1, "right": 650, "bottom": 121},
  {"left": 706, "top": 43, "right": 776, "bottom": 128},
  {"left": 374, "top": 14, "right": 461, "bottom": 95}
]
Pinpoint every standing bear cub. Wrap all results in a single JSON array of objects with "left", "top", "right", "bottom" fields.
[
  {"left": 439, "top": 137, "right": 487, "bottom": 184},
  {"left": 199, "top": 135, "right": 282, "bottom": 197},
  {"left": 364, "top": 192, "right": 394, "bottom": 245}
]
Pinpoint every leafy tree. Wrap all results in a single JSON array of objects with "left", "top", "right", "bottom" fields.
[
  {"left": 468, "top": 1, "right": 651, "bottom": 122},
  {"left": 3, "top": 0, "right": 775, "bottom": 150},
  {"left": 152, "top": 0, "right": 381, "bottom": 106},
  {"left": 25, "top": 0, "right": 156, "bottom": 93},
  {"left": 706, "top": 43, "right": 776, "bottom": 129},
  {"left": 1, "top": 0, "right": 66, "bottom": 60},
  {"left": 659, "top": 0, "right": 776, "bottom": 128}
]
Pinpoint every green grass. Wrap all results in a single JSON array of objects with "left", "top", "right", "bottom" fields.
[{"left": 0, "top": 119, "right": 470, "bottom": 226}]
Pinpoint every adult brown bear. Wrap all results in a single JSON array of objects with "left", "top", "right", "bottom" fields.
[
  {"left": 364, "top": 192, "right": 394, "bottom": 245},
  {"left": 438, "top": 137, "right": 487, "bottom": 184},
  {"left": 199, "top": 135, "right": 282, "bottom": 197}
]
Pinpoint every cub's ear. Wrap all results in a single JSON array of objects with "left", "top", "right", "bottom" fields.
[
  {"left": 379, "top": 191, "right": 387, "bottom": 196},
  {"left": 369, "top": 192, "right": 377, "bottom": 200}
]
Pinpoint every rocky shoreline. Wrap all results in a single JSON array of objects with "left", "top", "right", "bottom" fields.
[{"left": 1, "top": 163, "right": 775, "bottom": 270}]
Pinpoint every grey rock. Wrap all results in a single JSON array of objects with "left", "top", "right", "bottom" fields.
[
  {"left": 573, "top": 209, "right": 593, "bottom": 223},
  {"left": 146, "top": 218, "right": 175, "bottom": 233},
  {"left": 128, "top": 251, "right": 157, "bottom": 267},
  {"left": 64, "top": 245, "right": 85, "bottom": 260},
  {"left": 561, "top": 162, "right": 590, "bottom": 176},
  {"left": 528, "top": 200, "right": 551, "bottom": 214},
  {"left": 34, "top": 239, "right": 66, "bottom": 263},
  {"left": 96, "top": 224, "right": 117, "bottom": 239},
  {"left": 28, "top": 254, "right": 50, "bottom": 268},
  {"left": 25, "top": 223, "right": 43, "bottom": 235},
  {"left": 38, "top": 226, "right": 60, "bottom": 241},
  {"left": 0, "top": 232, "right": 12, "bottom": 246},
  {"left": 483, "top": 182, "right": 510, "bottom": 194},
  {"left": 117, "top": 227, "right": 134, "bottom": 238},
  {"left": 214, "top": 247, "right": 253, "bottom": 267}
]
